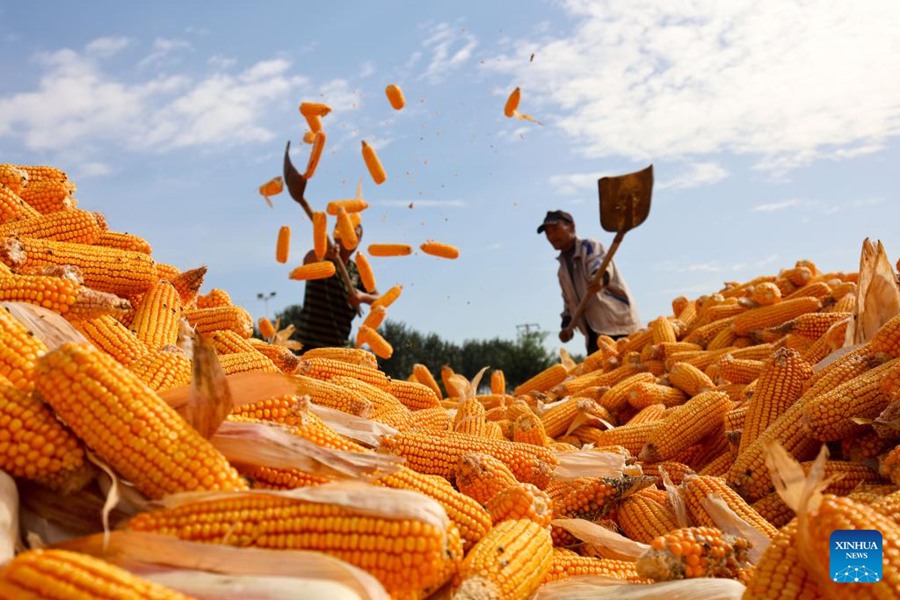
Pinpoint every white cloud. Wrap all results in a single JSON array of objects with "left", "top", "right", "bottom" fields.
[
  {"left": 208, "top": 55, "right": 237, "bottom": 70},
  {"left": 378, "top": 199, "right": 467, "bottom": 208},
  {"left": 77, "top": 162, "right": 113, "bottom": 177},
  {"left": 359, "top": 61, "right": 375, "bottom": 78},
  {"left": 548, "top": 172, "right": 596, "bottom": 196},
  {"left": 657, "top": 253, "right": 780, "bottom": 274},
  {"left": 419, "top": 23, "right": 478, "bottom": 84},
  {"left": 85, "top": 37, "right": 130, "bottom": 57},
  {"left": 139, "top": 37, "right": 192, "bottom": 67},
  {"left": 753, "top": 198, "right": 818, "bottom": 212},
  {"left": 657, "top": 162, "right": 729, "bottom": 190},
  {"left": 487, "top": 0, "right": 900, "bottom": 174}
]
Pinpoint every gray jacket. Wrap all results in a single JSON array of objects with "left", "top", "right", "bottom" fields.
[{"left": 557, "top": 237, "right": 641, "bottom": 337}]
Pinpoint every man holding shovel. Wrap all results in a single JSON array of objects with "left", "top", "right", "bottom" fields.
[{"left": 538, "top": 209, "right": 641, "bottom": 353}]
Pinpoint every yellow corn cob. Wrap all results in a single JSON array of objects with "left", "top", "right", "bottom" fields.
[
  {"left": 639, "top": 390, "right": 732, "bottom": 463},
  {"left": 288, "top": 260, "right": 336, "bottom": 281},
  {"left": 300, "top": 346, "right": 379, "bottom": 369},
  {"left": 367, "top": 243, "right": 412, "bottom": 257},
  {"left": 36, "top": 342, "right": 246, "bottom": 498},
  {"left": 126, "top": 347, "right": 192, "bottom": 392},
  {"left": 626, "top": 380, "right": 687, "bottom": 409},
  {"left": 330, "top": 374, "right": 411, "bottom": 429},
  {"left": 125, "top": 491, "right": 461, "bottom": 599},
  {"left": 303, "top": 112, "right": 322, "bottom": 133},
  {"left": 637, "top": 526, "right": 752, "bottom": 581},
  {"left": 649, "top": 315, "right": 677, "bottom": 344},
  {"left": 681, "top": 474, "right": 777, "bottom": 538},
  {"left": 382, "top": 431, "right": 557, "bottom": 488},
  {"left": 803, "top": 357, "right": 900, "bottom": 441},
  {"left": 485, "top": 370, "right": 505, "bottom": 396},
  {"left": 412, "top": 362, "right": 443, "bottom": 398},
  {"left": 195, "top": 287, "right": 232, "bottom": 308},
  {"left": 485, "top": 481, "right": 553, "bottom": 527},
  {"left": 716, "top": 355, "right": 764, "bottom": 384},
  {"left": 302, "top": 130, "right": 326, "bottom": 179},
  {"left": 750, "top": 492, "right": 797, "bottom": 529},
  {"left": 209, "top": 328, "right": 256, "bottom": 354},
  {"left": 129, "top": 279, "right": 183, "bottom": 350},
  {"left": 739, "top": 347, "right": 812, "bottom": 454},
  {"left": 0, "top": 548, "right": 193, "bottom": 599},
  {"left": 0, "top": 208, "right": 105, "bottom": 244},
  {"left": 298, "top": 356, "right": 391, "bottom": 390},
  {"left": 72, "top": 314, "right": 149, "bottom": 366},
  {"left": 218, "top": 351, "right": 281, "bottom": 375},
  {"left": 1, "top": 236, "right": 157, "bottom": 296},
  {"left": 0, "top": 274, "right": 82, "bottom": 315},
  {"left": 308, "top": 210, "right": 327, "bottom": 261},
  {"left": 244, "top": 464, "right": 333, "bottom": 489},
  {"left": 11, "top": 164, "right": 68, "bottom": 184},
  {"left": 543, "top": 550, "right": 649, "bottom": 584},
  {"left": 93, "top": 231, "right": 152, "bottom": 254},
  {"left": 455, "top": 519, "right": 552, "bottom": 600},
  {"left": 741, "top": 520, "right": 824, "bottom": 599},
  {"left": 257, "top": 316, "right": 276, "bottom": 340},
  {"left": 595, "top": 372, "right": 656, "bottom": 414},
  {"left": 511, "top": 412, "right": 551, "bottom": 446},
  {"left": 184, "top": 305, "right": 253, "bottom": 338},
  {"left": 0, "top": 165, "right": 27, "bottom": 194},
  {"left": 420, "top": 240, "right": 460, "bottom": 259},
  {"left": 246, "top": 338, "right": 301, "bottom": 374},
  {"left": 361, "top": 140, "right": 386, "bottom": 185},
  {"left": 229, "top": 401, "right": 364, "bottom": 453},
  {"left": 357, "top": 324, "right": 392, "bottom": 359},
  {"left": 0, "top": 379, "right": 92, "bottom": 494},
  {"left": 703, "top": 302, "right": 750, "bottom": 323},
  {"left": 682, "top": 317, "right": 735, "bottom": 348},
  {"left": 455, "top": 451, "right": 519, "bottom": 504},
  {"left": 732, "top": 297, "right": 823, "bottom": 335},
  {"left": 350, "top": 252, "right": 377, "bottom": 294},
  {"left": 0, "top": 182, "right": 39, "bottom": 222},
  {"left": 325, "top": 199, "right": 369, "bottom": 215},
  {"left": 18, "top": 178, "right": 76, "bottom": 213},
  {"left": 273, "top": 225, "right": 290, "bottom": 264},
  {"left": 573, "top": 421, "right": 663, "bottom": 455},
  {"left": 370, "top": 283, "right": 403, "bottom": 310},
  {"left": 551, "top": 475, "right": 655, "bottom": 546},
  {"left": 627, "top": 403, "right": 667, "bottom": 425},
  {"left": 407, "top": 406, "right": 451, "bottom": 434},
  {"left": 771, "top": 310, "right": 851, "bottom": 339},
  {"left": 453, "top": 396, "right": 488, "bottom": 437},
  {"left": 503, "top": 87, "right": 521, "bottom": 117},
  {"left": 377, "top": 466, "right": 492, "bottom": 552},
  {"left": 166, "top": 265, "right": 206, "bottom": 306},
  {"left": 0, "top": 306, "right": 48, "bottom": 391},
  {"left": 389, "top": 378, "right": 441, "bottom": 411},
  {"left": 385, "top": 83, "right": 406, "bottom": 110},
  {"left": 704, "top": 326, "right": 739, "bottom": 351},
  {"left": 870, "top": 313, "right": 900, "bottom": 357},
  {"left": 513, "top": 363, "right": 569, "bottom": 396},
  {"left": 299, "top": 102, "right": 331, "bottom": 119},
  {"left": 667, "top": 361, "right": 715, "bottom": 397},
  {"left": 333, "top": 206, "right": 359, "bottom": 251},
  {"left": 616, "top": 489, "right": 681, "bottom": 544}
]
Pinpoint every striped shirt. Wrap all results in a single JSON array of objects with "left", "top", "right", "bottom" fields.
[{"left": 296, "top": 260, "right": 364, "bottom": 351}]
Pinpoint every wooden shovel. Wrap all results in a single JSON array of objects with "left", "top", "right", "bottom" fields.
[{"left": 560, "top": 164, "right": 654, "bottom": 341}]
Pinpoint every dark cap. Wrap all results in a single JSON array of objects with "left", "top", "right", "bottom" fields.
[{"left": 536, "top": 210, "right": 574, "bottom": 233}]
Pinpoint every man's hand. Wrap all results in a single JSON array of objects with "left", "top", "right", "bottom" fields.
[{"left": 559, "top": 328, "right": 573, "bottom": 343}]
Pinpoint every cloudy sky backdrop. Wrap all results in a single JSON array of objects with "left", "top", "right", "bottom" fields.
[{"left": 1, "top": 0, "right": 898, "bottom": 356}]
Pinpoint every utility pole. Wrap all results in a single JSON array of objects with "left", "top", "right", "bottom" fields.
[
  {"left": 516, "top": 323, "right": 541, "bottom": 335},
  {"left": 257, "top": 291, "right": 277, "bottom": 319}
]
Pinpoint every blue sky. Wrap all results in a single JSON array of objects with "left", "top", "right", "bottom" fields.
[{"left": 1, "top": 1, "right": 898, "bottom": 356}]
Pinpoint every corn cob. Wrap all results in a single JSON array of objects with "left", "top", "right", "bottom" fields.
[
  {"left": 370, "top": 283, "right": 403, "bottom": 310},
  {"left": 627, "top": 403, "right": 667, "bottom": 425},
  {"left": 703, "top": 302, "right": 749, "bottom": 323},
  {"left": 616, "top": 489, "right": 680, "bottom": 544},
  {"left": 681, "top": 474, "right": 777, "bottom": 537},
  {"left": 385, "top": 83, "right": 406, "bottom": 110},
  {"left": 288, "top": 260, "right": 337, "bottom": 281},
  {"left": 93, "top": 231, "right": 152, "bottom": 254},
  {"left": 245, "top": 338, "right": 301, "bottom": 374},
  {"left": 367, "top": 243, "right": 412, "bottom": 257},
  {"left": 739, "top": 347, "right": 813, "bottom": 453},
  {"left": 72, "top": 314, "right": 149, "bottom": 366},
  {"left": 303, "top": 131, "right": 326, "bottom": 179},
  {"left": 310, "top": 210, "right": 328, "bottom": 260},
  {"left": 802, "top": 357, "right": 900, "bottom": 441},
  {"left": 0, "top": 165, "right": 27, "bottom": 194},
  {"left": 683, "top": 317, "right": 735, "bottom": 348},
  {"left": 377, "top": 466, "right": 492, "bottom": 552},
  {"left": 595, "top": 372, "right": 656, "bottom": 414},
  {"left": 541, "top": 397, "right": 612, "bottom": 438},
  {"left": 503, "top": 87, "right": 521, "bottom": 117},
  {"left": 325, "top": 199, "right": 369, "bottom": 215},
  {"left": 453, "top": 396, "right": 488, "bottom": 437},
  {"left": 300, "top": 346, "right": 379, "bottom": 369},
  {"left": 354, "top": 252, "right": 377, "bottom": 293},
  {"left": 639, "top": 390, "right": 732, "bottom": 463},
  {"left": 218, "top": 351, "right": 281, "bottom": 375},
  {"left": 636, "top": 526, "right": 752, "bottom": 581},
  {"left": 627, "top": 380, "right": 687, "bottom": 409},
  {"left": 0, "top": 208, "right": 104, "bottom": 244},
  {"left": 125, "top": 491, "right": 461, "bottom": 598},
  {"left": 299, "top": 101, "right": 332, "bottom": 118},
  {"left": 455, "top": 519, "right": 552, "bottom": 600},
  {"left": 274, "top": 225, "right": 290, "bottom": 264},
  {"left": 716, "top": 355, "right": 764, "bottom": 384},
  {"left": 380, "top": 431, "right": 557, "bottom": 488},
  {"left": 357, "top": 324, "right": 392, "bottom": 359},
  {"left": 573, "top": 421, "right": 663, "bottom": 456},
  {"left": 0, "top": 182, "right": 39, "bottom": 222},
  {"left": 184, "top": 305, "right": 253, "bottom": 338},
  {"left": 407, "top": 406, "right": 451, "bottom": 434},
  {"left": 361, "top": 140, "right": 386, "bottom": 185},
  {"left": 126, "top": 347, "right": 193, "bottom": 392},
  {"left": 293, "top": 375, "right": 374, "bottom": 417},
  {"left": 245, "top": 465, "right": 333, "bottom": 489},
  {"left": 389, "top": 378, "right": 441, "bottom": 411},
  {"left": 0, "top": 305, "right": 48, "bottom": 391},
  {"left": 552, "top": 475, "right": 656, "bottom": 546},
  {"left": 18, "top": 178, "right": 75, "bottom": 213},
  {"left": 705, "top": 326, "right": 739, "bottom": 350},
  {"left": 543, "top": 550, "right": 649, "bottom": 583},
  {"left": 667, "top": 362, "right": 715, "bottom": 397},
  {"left": 331, "top": 375, "right": 411, "bottom": 430},
  {"left": 35, "top": 342, "right": 246, "bottom": 498},
  {"left": 771, "top": 311, "right": 851, "bottom": 339},
  {"left": 732, "top": 297, "right": 823, "bottom": 335},
  {"left": 511, "top": 412, "right": 551, "bottom": 446},
  {"left": 485, "top": 482, "right": 552, "bottom": 528},
  {"left": 334, "top": 206, "right": 359, "bottom": 251},
  {"left": 129, "top": 279, "right": 183, "bottom": 350},
  {"left": 229, "top": 402, "right": 364, "bottom": 453},
  {"left": 654, "top": 461, "right": 696, "bottom": 485},
  {"left": 298, "top": 356, "right": 391, "bottom": 390},
  {"left": 0, "top": 548, "right": 193, "bottom": 599},
  {"left": 420, "top": 240, "right": 460, "bottom": 259},
  {"left": 1, "top": 236, "right": 157, "bottom": 296},
  {"left": 455, "top": 452, "right": 520, "bottom": 504},
  {"left": 168, "top": 266, "right": 206, "bottom": 306},
  {"left": 195, "top": 287, "right": 232, "bottom": 308},
  {"left": 749, "top": 282, "right": 782, "bottom": 305},
  {"left": 513, "top": 363, "right": 569, "bottom": 395},
  {"left": 743, "top": 520, "right": 823, "bottom": 599}
]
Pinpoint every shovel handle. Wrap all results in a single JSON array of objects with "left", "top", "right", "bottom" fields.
[{"left": 560, "top": 229, "right": 627, "bottom": 340}]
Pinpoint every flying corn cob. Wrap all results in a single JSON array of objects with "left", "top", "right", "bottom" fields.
[
  {"left": 299, "top": 101, "right": 332, "bottom": 118},
  {"left": 370, "top": 284, "right": 403, "bottom": 310},
  {"left": 385, "top": 83, "right": 406, "bottom": 110},
  {"left": 357, "top": 324, "right": 393, "bottom": 359},
  {"left": 368, "top": 243, "right": 412, "bottom": 257},
  {"left": 420, "top": 240, "right": 460, "bottom": 259},
  {"left": 303, "top": 131, "right": 326, "bottom": 179},
  {"left": 333, "top": 207, "right": 359, "bottom": 251},
  {"left": 289, "top": 261, "right": 337, "bottom": 281},
  {"left": 275, "top": 225, "right": 290, "bottom": 263},
  {"left": 361, "top": 140, "right": 386, "bottom": 185},
  {"left": 258, "top": 176, "right": 283, "bottom": 208}
]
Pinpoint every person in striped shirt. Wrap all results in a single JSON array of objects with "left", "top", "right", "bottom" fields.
[{"left": 296, "top": 223, "right": 379, "bottom": 350}]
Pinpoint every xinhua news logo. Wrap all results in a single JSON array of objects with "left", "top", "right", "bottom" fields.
[{"left": 829, "top": 530, "right": 882, "bottom": 583}]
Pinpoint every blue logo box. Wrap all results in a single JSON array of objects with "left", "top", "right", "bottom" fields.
[{"left": 829, "top": 529, "right": 882, "bottom": 583}]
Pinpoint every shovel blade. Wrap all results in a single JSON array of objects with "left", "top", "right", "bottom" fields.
[
  {"left": 598, "top": 164, "right": 653, "bottom": 233},
  {"left": 282, "top": 141, "right": 307, "bottom": 205}
]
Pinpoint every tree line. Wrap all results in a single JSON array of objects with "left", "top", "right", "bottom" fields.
[{"left": 277, "top": 304, "right": 563, "bottom": 394}]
